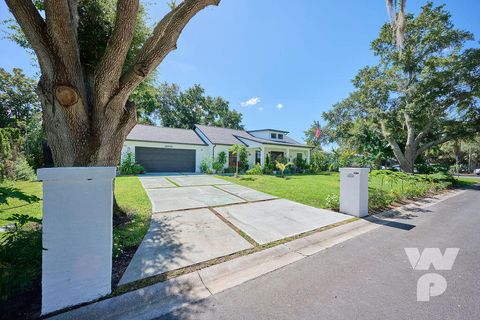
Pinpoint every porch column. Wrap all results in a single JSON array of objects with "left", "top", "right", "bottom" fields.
[
  {"left": 307, "top": 149, "right": 311, "bottom": 164},
  {"left": 286, "top": 148, "right": 290, "bottom": 162},
  {"left": 260, "top": 147, "right": 265, "bottom": 167}
]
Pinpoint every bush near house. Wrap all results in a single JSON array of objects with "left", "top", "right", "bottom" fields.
[{"left": 119, "top": 150, "right": 144, "bottom": 175}]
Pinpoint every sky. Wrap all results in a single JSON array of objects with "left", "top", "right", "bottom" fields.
[{"left": 1, "top": 0, "right": 479, "bottom": 145}]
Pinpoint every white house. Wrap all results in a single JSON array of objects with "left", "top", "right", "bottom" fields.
[{"left": 122, "top": 124, "right": 311, "bottom": 173}]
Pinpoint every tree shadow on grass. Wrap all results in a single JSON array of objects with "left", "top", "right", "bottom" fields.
[{"left": 0, "top": 186, "right": 40, "bottom": 206}]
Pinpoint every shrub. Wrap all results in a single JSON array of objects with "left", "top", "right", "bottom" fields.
[
  {"left": 212, "top": 161, "right": 224, "bottom": 173},
  {"left": 120, "top": 149, "right": 144, "bottom": 175},
  {"left": 246, "top": 163, "right": 263, "bottom": 175},
  {"left": 223, "top": 166, "right": 236, "bottom": 174},
  {"left": 310, "top": 150, "right": 329, "bottom": 173},
  {"left": 200, "top": 159, "right": 209, "bottom": 173},
  {"left": 10, "top": 158, "right": 36, "bottom": 181},
  {"left": 0, "top": 214, "right": 42, "bottom": 300},
  {"left": 325, "top": 193, "right": 340, "bottom": 210},
  {"left": 368, "top": 188, "right": 395, "bottom": 209}
]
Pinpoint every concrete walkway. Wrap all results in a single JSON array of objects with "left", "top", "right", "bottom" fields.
[{"left": 119, "top": 174, "right": 350, "bottom": 285}]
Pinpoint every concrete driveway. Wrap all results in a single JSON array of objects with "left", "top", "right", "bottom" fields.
[{"left": 119, "top": 174, "right": 349, "bottom": 285}]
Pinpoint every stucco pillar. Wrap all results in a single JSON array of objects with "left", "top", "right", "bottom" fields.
[
  {"left": 260, "top": 147, "right": 265, "bottom": 167},
  {"left": 339, "top": 168, "right": 369, "bottom": 217},
  {"left": 37, "top": 167, "right": 116, "bottom": 315}
]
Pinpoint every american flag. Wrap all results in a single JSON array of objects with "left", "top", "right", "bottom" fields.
[{"left": 315, "top": 121, "right": 321, "bottom": 139}]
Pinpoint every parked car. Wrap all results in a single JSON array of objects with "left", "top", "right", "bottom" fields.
[
  {"left": 474, "top": 168, "right": 480, "bottom": 176},
  {"left": 392, "top": 164, "right": 418, "bottom": 173}
]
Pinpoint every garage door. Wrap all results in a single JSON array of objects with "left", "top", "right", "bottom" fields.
[{"left": 135, "top": 147, "right": 196, "bottom": 172}]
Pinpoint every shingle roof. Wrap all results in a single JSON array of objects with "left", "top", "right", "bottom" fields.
[
  {"left": 195, "top": 124, "right": 309, "bottom": 148},
  {"left": 127, "top": 124, "right": 207, "bottom": 145}
]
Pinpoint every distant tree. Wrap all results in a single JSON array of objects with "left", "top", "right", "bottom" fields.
[
  {"left": 323, "top": 3, "right": 480, "bottom": 173},
  {"left": 152, "top": 83, "right": 243, "bottom": 129},
  {"left": 229, "top": 144, "right": 247, "bottom": 178},
  {"left": 0, "top": 68, "right": 39, "bottom": 131}
]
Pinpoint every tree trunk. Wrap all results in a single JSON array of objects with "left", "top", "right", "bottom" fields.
[{"left": 38, "top": 86, "right": 136, "bottom": 167}]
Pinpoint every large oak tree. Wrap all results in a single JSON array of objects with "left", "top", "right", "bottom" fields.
[
  {"left": 5, "top": 0, "right": 221, "bottom": 167},
  {"left": 323, "top": 3, "right": 480, "bottom": 173}
]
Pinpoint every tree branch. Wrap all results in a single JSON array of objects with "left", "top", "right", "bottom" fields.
[
  {"left": 117, "top": 0, "right": 221, "bottom": 100},
  {"left": 95, "top": 0, "right": 140, "bottom": 109},
  {"left": 416, "top": 134, "right": 455, "bottom": 157},
  {"left": 380, "top": 120, "right": 408, "bottom": 164},
  {"left": 5, "top": 0, "right": 54, "bottom": 75},
  {"left": 414, "top": 118, "right": 433, "bottom": 145},
  {"left": 44, "top": 0, "right": 83, "bottom": 85}
]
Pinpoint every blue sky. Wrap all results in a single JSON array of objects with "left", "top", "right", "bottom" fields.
[{"left": 1, "top": 0, "right": 479, "bottom": 144}]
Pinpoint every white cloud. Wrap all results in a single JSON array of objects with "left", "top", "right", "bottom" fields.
[
  {"left": 258, "top": 107, "right": 264, "bottom": 111},
  {"left": 276, "top": 103, "right": 283, "bottom": 110},
  {"left": 240, "top": 97, "right": 260, "bottom": 107}
]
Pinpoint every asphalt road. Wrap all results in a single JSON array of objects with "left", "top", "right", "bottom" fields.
[{"left": 160, "top": 185, "right": 480, "bottom": 320}]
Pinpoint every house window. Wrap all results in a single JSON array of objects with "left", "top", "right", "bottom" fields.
[
  {"left": 255, "top": 150, "right": 261, "bottom": 165},
  {"left": 270, "top": 133, "right": 277, "bottom": 139},
  {"left": 228, "top": 151, "right": 237, "bottom": 167},
  {"left": 278, "top": 134, "right": 283, "bottom": 140}
]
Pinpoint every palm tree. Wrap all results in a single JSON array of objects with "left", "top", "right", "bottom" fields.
[
  {"left": 275, "top": 160, "right": 293, "bottom": 178},
  {"left": 229, "top": 144, "right": 247, "bottom": 178},
  {"left": 386, "top": 0, "right": 407, "bottom": 50}
]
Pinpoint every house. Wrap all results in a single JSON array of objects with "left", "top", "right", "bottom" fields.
[{"left": 122, "top": 124, "right": 311, "bottom": 173}]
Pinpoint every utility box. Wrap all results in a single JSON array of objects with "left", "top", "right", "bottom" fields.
[
  {"left": 339, "top": 168, "right": 370, "bottom": 217},
  {"left": 37, "top": 167, "right": 116, "bottom": 315}
]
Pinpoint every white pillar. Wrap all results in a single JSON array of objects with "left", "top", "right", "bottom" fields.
[
  {"left": 339, "top": 168, "right": 369, "bottom": 217},
  {"left": 37, "top": 167, "right": 116, "bottom": 315},
  {"left": 260, "top": 147, "right": 265, "bottom": 167}
]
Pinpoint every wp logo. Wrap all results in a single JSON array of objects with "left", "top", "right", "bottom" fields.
[{"left": 404, "top": 248, "right": 459, "bottom": 301}]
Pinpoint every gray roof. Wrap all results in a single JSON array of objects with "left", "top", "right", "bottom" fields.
[
  {"left": 247, "top": 128, "right": 289, "bottom": 134},
  {"left": 127, "top": 124, "right": 207, "bottom": 145},
  {"left": 195, "top": 124, "right": 309, "bottom": 148}
]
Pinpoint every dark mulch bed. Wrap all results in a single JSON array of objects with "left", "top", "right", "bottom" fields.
[{"left": 1, "top": 278, "right": 41, "bottom": 320}]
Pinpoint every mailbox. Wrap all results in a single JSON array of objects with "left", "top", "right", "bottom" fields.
[{"left": 339, "top": 167, "right": 370, "bottom": 217}]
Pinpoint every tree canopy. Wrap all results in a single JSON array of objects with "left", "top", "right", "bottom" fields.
[
  {"left": 145, "top": 83, "right": 243, "bottom": 130},
  {"left": 0, "top": 68, "right": 40, "bottom": 131},
  {"left": 322, "top": 3, "right": 480, "bottom": 172}
]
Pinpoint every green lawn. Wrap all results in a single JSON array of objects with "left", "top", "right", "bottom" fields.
[
  {"left": 0, "top": 176, "right": 151, "bottom": 256},
  {"left": 220, "top": 171, "right": 467, "bottom": 210},
  {"left": 0, "top": 180, "right": 43, "bottom": 227},
  {"left": 220, "top": 173, "right": 340, "bottom": 208}
]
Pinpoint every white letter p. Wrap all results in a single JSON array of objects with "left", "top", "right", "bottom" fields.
[{"left": 417, "top": 273, "right": 447, "bottom": 301}]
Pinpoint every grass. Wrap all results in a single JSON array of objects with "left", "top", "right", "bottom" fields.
[
  {"left": 220, "top": 173, "right": 340, "bottom": 208},
  {"left": 219, "top": 171, "right": 465, "bottom": 210},
  {"left": 0, "top": 176, "right": 151, "bottom": 306},
  {"left": 0, "top": 181, "right": 43, "bottom": 227},
  {"left": 113, "top": 176, "right": 152, "bottom": 257}
]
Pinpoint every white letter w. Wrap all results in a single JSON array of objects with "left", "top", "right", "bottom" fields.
[{"left": 405, "top": 248, "right": 459, "bottom": 271}]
